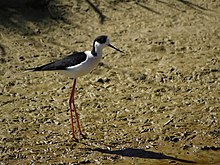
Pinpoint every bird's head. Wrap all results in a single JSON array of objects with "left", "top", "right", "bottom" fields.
[{"left": 93, "top": 35, "right": 124, "bottom": 54}]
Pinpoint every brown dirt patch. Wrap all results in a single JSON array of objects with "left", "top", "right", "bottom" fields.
[{"left": 1, "top": 0, "right": 219, "bottom": 164}]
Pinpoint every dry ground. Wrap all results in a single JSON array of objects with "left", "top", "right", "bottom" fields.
[{"left": 0, "top": 0, "right": 220, "bottom": 164}]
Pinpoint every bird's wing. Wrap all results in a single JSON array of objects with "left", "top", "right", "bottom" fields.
[{"left": 28, "top": 52, "right": 87, "bottom": 71}]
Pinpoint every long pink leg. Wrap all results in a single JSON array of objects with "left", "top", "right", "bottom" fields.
[
  {"left": 69, "top": 79, "right": 77, "bottom": 140},
  {"left": 70, "top": 79, "right": 83, "bottom": 138}
]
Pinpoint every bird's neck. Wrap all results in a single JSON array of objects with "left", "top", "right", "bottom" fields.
[{"left": 91, "top": 45, "right": 103, "bottom": 57}]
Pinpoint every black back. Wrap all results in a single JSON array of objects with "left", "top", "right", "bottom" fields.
[{"left": 30, "top": 52, "right": 87, "bottom": 71}]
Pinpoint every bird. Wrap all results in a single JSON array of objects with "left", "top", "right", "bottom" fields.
[{"left": 27, "top": 35, "right": 124, "bottom": 141}]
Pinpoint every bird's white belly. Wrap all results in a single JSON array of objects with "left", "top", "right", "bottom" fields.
[{"left": 59, "top": 56, "right": 101, "bottom": 78}]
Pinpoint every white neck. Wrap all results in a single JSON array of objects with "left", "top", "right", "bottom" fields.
[
  {"left": 95, "top": 46, "right": 104, "bottom": 57},
  {"left": 92, "top": 41, "right": 107, "bottom": 57}
]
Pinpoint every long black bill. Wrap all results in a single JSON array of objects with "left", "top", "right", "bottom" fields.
[{"left": 108, "top": 44, "right": 124, "bottom": 53}]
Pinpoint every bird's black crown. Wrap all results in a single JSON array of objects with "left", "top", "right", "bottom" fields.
[{"left": 95, "top": 35, "right": 108, "bottom": 44}]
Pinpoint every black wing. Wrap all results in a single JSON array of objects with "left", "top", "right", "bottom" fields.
[{"left": 29, "top": 52, "right": 87, "bottom": 71}]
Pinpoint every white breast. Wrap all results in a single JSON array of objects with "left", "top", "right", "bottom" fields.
[{"left": 59, "top": 51, "right": 102, "bottom": 78}]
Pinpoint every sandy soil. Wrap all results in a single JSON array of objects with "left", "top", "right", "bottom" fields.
[{"left": 0, "top": 0, "right": 220, "bottom": 164}]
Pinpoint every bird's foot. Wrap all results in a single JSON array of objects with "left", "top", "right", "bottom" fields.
[
  {"left": 71, "top": 133, "right": 87, "bottom": 142},
  {"left": 71, "top": 134, "right": 79, "bottom": 142},
  {"left": 72, "top": 137, "right": 79, "bottom": 142},
  {"left": 79, "top": 133, "right": 87, "bottom": 140}
]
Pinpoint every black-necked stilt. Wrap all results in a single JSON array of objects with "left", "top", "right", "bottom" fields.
[{"left": 27, "top": 35, "right": 124, "bottom": 141}]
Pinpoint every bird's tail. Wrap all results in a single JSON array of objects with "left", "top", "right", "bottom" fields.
[
  {"left": 24, "top": 65, "right": 45, "bottom": 72},
  {"left": 23, "top": 68, "right": 37, "bottom": 73}
]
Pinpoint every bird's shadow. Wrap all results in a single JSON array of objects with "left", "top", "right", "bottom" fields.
[{"left": 86, "top": 147, "right": 196, "bottom": 164}]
